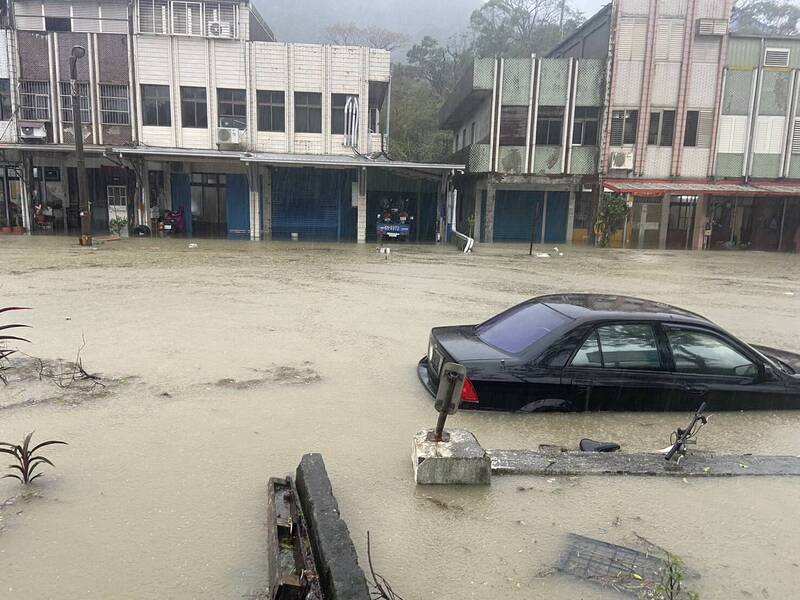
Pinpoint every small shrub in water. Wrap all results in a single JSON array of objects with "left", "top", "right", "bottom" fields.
[{"left": 0, "top": 432, "right": 67, "bottom": 484}]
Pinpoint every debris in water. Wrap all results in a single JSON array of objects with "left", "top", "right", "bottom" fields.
[
  {"left": 557, "top": 533, "right": 670, "bottom": 594},
  {"left": 188, "top": 243, "right": 198, "bottom": 249}
]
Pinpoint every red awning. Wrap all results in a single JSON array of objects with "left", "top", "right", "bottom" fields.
[{"left": 603, "top": 179, "right": 800, "bottom": 198}]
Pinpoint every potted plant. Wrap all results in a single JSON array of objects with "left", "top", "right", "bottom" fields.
[{"left": 109, "top": 217, "right": 129, "bottom": 238}]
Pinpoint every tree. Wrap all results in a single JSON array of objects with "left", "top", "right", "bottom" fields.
[
  {"left": 469, "top": 0, "right": 584, "bottom": 58},
  {"left": 387, "top": 64, "right": 453, "bottom": 163},
  {"left": 731, "top": 0, "right": 800, "bottom": 36},
  {"left": 405, "top": 35, "right": 473, "bottom": 99},
  {"left": 322, "top": 22, "right": 409, "bottom": 52}
]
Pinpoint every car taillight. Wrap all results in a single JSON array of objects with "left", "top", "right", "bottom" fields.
[{"left": 461, "top": 376, "right": 479, "bottom": 404}]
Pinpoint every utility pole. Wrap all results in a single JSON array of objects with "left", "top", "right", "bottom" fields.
[{"left": 70, "top": 45, "right": 92, "bottom": 246}]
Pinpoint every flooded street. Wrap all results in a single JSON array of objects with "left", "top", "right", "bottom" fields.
[{"left": 1, "top": 236, "right": 799, "bottom": 599}]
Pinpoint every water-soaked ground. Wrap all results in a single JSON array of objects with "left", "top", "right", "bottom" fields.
[{"left": 0, "top": 236, "right": 798, "bottom": 599}]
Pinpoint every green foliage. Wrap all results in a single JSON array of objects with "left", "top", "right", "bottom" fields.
[
  {"left": 393, "top": 0, "right": 584, "bottom": 164},
  {"left": 387, "top": 65, "right": 454, "bottom": 163},
  {"left": 109, "top": 217, "right": 128, "bottom": 236},
  {"left": 0, "top": 432, "right": 67, "bottom": 485},
  {"left": 643, "top": 554, "right": 699, "bottom": 600},
  {"left": 732, "top": 0, "right": 800, "bottom": 36},
  {"left": 594, "top": 193, "right": 629, "bottom": 248},
  {"left": 322, "top": 22, "right": 409, "bottom": 51},
  {"left": 469, "top": 0, "right": 584, "bottom": 58},
  {"left": 0, "top": 307, "right": 30, "bottom": 384}
]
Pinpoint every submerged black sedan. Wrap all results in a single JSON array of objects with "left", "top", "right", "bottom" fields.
[{"left": 418, "top": 294, "right": 800, "bottom": 412}]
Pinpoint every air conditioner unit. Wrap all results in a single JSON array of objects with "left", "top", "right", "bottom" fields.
[
  {"left": 217, "top": 127, "right": 241, "bottom": 145},
  {"left": 610, "top": 151, "right": 634, "bottom": 170},
  {"left": 207, "top": 20, "right": 231, "bottom": 38},
  {"left": 18, "top": 121, "right": 47, "bottom": 140}
]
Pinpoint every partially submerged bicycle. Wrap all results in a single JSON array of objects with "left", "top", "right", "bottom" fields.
[{"left": 662, "top": 402, "right": 710, "bottom": 463}]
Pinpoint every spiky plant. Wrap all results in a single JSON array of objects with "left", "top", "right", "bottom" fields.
[
  {"left": 0, "top": 307, "right": 30, "bottom": 383},
  {"left": 0, "top": 432, "right": 67, "bottom": 484}
]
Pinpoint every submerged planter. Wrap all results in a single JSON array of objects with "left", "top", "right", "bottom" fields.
[
  {"left": 11, "top": 226, "right": 25, "bottom": 235},
  {"left": 0, "top": 226, "right": 11, "bottom": 234}
]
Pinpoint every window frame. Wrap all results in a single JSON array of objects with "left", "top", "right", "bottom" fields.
[
  {"left": 256, "top": 90, "right": 285, "bottom": 133},
  {"left": 610, "top": 109, "right": 639, "bottom": 146},
  {"left": 499, "top": 105, "right": 529, "bottom": 146},
  {"left": 662, "top": 324, "right": 761, "bottom": 378},
  {"left": 0, "top": 79, "right": 13, "bottom": 121},
  {"left": 684, "top": 110, "right": 700, "bottom": 147},
  {"left": 568, "top": 321, "right": 666, "bottom": 372},
  {"left": 181, "top": 86, "right": 208, "bottom": 129},
  {"left": 331, "top": 93, "right": 359, "bottom": 136},
  {"left": 99, "top": 84, "right": 131, "bottom": 126},
  {"left": 294, "top": 91, "right": 322, "bottom": 134},
  {"left": 535, "top": 106, "right": 565, "bottom": 146},
  {"left": 141, "top": 84, "right": 172, "bottom": 127},
  {"left": 19, "top": 81, "right": 51, "bottom": 121},
  {"left": 572, "top": 106, "right": 599, "bottom": 146},
  {"left": 647, "top": 109, "right": 676, "bottom": 147},
  {"left": 217, "top": 87, "right": 247, "bottom": 129},
  {"left": 59, "top": 82, "right": 92, "bottom": 125}
]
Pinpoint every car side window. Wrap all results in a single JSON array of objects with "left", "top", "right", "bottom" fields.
[
  {"left": 666, "top": 328, "right": 757, "bottom": 377},
  {"left": 571, "top": 331, "right": 602, "bottom": 367},
  {"left": 571, "top": 324, "right": 662, "bottom": 370}
]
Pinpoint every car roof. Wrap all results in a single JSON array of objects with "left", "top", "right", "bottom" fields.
[{"left": 536, "top": 294, "right": 712, "bottom": 325}]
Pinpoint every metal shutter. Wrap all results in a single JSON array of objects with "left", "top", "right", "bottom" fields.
[{"left": 696, "top": 111, "right": 713, "bottom": 148}]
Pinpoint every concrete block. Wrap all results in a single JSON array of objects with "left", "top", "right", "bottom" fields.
[
  {"left": 412, "top": 429, "right": 492, "bottom": 485},
  {"left": 295, "top": 453, "right": 370, "bottom": 600}
]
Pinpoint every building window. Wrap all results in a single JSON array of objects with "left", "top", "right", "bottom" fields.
[
  {"left": 295, "top": 92, "right": 322, "bottom": 134},
  {"left": 369, "top": 108, "right": 380, "bottom": 134},
  {"left": 19, "top": 81, "right": 50, "bottom": 121},
  {"left": 141, "top": 84, "right": 171, "bottom": 127},
  {"left": 331, "top": 94, "right": 358, "bottom": 135},
  {"left": 0, "top": 79, "right": 12, "bottom": 121},
  {"left": 572, "top": 106, "right": 599, "bottom": 146},
  {"left": 499, "top": 106, "right": 528, "bottom": 146},
  {"left": 99, "top": 84, "right": 130, "bottom": 125},
  {"left": 610, "top": 109, "right": 638, "bottom": 146},
  {"left": 536, "top": 106, "right": 564, "bottom": 146},
  {"left": 257, "top": 90, "right": 284, "bottom": 132},
  {"left": 181, "top": 86, "right": 208, "bottom": 128},
  {"left": 171, "top": 1, "right": 203, "bottom": 36},
  {"left": 204, "top": 2, "right": 238, "bottom": 37},
  {"left": 648, "top": 110, "right": 675, "bottom": 146},
  {"left": 139, "top": 0, "right": 170, "bottom": 34},
  {"left": 683, "top": 110, "right": 712, "bottom": 148},
  {"left": 59, "top": 82, "right": 92, "bottom": 124},
  {"left": 45, "top": 16, "right": 72, "bottom": 32},
  {"left": 217, "top": 88, "right": 246, "bottom": 129}
]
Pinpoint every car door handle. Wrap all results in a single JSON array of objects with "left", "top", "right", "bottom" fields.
[{"left": 686, "top": 385, "right": 709, "bottom": 397}]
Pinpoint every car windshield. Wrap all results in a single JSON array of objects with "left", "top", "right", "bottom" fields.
[{"left": 476, "top": 302, "right": 570, "bottom": 354}]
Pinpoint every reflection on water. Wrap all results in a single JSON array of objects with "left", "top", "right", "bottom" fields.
[{"left": 0, "top": 237, "right": 798, "bottom": 599}]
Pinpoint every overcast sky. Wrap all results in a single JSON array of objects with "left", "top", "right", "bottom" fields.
[{"left": 257, "top": 0, "right": 611, "bottom": 45}]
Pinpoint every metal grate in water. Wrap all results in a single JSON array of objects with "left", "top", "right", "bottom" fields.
[{"left": 557, "top": 533, "right": 667, "bottom": 594}]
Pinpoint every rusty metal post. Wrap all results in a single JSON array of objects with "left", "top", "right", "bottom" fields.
[
  {"left": 70, "top": 46, "right": 92, "bottom": 247},
  {"left": 429, "top": 363, "right": 467, "bottom": 443}
]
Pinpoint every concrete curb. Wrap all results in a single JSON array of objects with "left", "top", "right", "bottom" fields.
[{"left": 295, "top": 453, "right": 370, "bottom": 600}]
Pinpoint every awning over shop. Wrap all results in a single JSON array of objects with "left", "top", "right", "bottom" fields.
[
  {"left": 240, "top": 151, "right": 464, "bottom": 173},
  {"left": 603, "top": 179, "right": 800, "bottom": 197}
]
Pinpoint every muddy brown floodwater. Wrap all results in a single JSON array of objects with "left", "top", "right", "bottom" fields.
[{"left": 1, "top": 236, "right": 799, "bottom": 599}]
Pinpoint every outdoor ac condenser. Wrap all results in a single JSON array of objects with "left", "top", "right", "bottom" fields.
[
  {"left": 18, "top": 122, "right": 47, "bottom": 140},
  {"left": 207, "top": 20, "right": 232, "bottom": 38},
  {"left": 217, "top": 127, "right": 241, "bottom": 146},
  {"left": 610, "top": 151, "right": 634, "bottom": 171}
]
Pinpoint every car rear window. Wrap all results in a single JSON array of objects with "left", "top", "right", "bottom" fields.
[{"left": 476, "top": 302, "right": 570, "bottom": 354}]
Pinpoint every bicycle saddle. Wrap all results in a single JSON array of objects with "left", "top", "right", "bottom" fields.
[{"left": 579, "top": 439, "right": 621, "bottom": 453}]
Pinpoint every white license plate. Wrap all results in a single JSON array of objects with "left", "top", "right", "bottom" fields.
[{"left": 387, "top": 232, "right": 399, "bottom": 238}]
